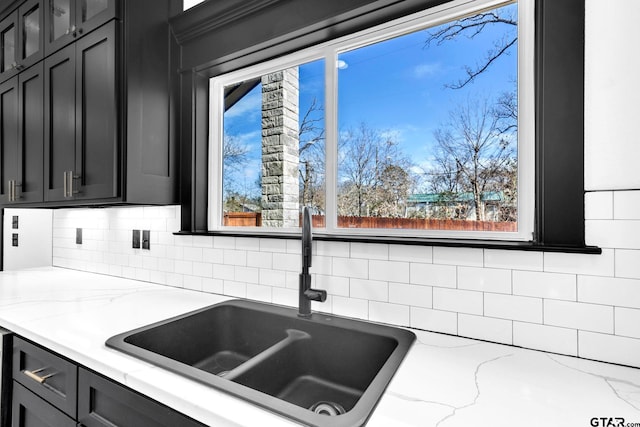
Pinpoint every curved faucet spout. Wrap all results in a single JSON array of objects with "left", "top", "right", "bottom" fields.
[{"left": 299, "top": 207, "right": 326, "bottom": 317}]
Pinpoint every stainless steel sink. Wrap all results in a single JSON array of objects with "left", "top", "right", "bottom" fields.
[{"left": 106, "top": 299, "right": 415, "bottom": 427}]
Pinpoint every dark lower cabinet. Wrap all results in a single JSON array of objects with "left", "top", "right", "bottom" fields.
[
  {"left": 78, "top": 369, "right": 206, "bottom": 427},
  {"left": 10, "top": 336, "right": 206, "bottom": 427},
  {"left": 11, "top": 383, "right": 75, "bottom": 427}
]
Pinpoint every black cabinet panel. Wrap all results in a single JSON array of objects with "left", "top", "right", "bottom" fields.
[
  {"left": 11, "top": 382, "right": 76, "bottom": 427},
  {"left": 43, "top": 42, "right": 75, "bottom": 201},
  {"left": 16, "top": 62, "right": 44, "bottom": 203},
  {"left": 0, "top": 62, "right": 44, "bottom": 205},
  {"left": 74, "top": 20, "right": 116, "bottom": 200},
  {"left": 0, "top": 76, "right": 18, "bottom": 204},
  {"left": 78, "top": 368, "right": 206, "bottom": 427},
  {"left": 12, "top": 337, "right": 78, "bottom": 418}
]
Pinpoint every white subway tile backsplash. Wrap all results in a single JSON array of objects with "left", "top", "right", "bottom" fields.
[
  {"left": 484, "top": 250, "right": 543, "bottom": 271},
  {"left": 433, "top": 246, "right": 483, "bottom": 267},
  {"left": 512, "top": 270, "right": 577, "bottom": 301},
  {"left": 389, "top": 283, "right": 432, "bottom": 308},
  {"left": 49, "top": 201, "right": 640, "bottom": 368},
  {"left": 433, "top": 288, "right": 483, "bottom": 315},
  {"left": 579, "top": 331, "right": 640, "bottom": 367},
  {"left": 183, "top": 275, "right": 203, "bottom": 291},
  {"left": 410, "top": 263, "right": 457, "bottom": 288},
  {"left": 544, "top": 249, "right": 615, "bottom": 276},
  {"left": 236, "top": 237, "right": 260, "bottom": 251},
  {"left": 410, "top": 307, "right": 457, "bottom": 334},
  {"left": 544, "top": 300, "right": 614, "bottom": 333},
  {"left": 235, "top": 266, "right": 259, "bottom": 284},
  {"left": 174, "top": 260, "right": 193, "bottom": 275},
  {"left": 584, "top": 191, "right": 613, "bottom": 220},
  {"left": 350, "top": 242, "right": 388, "bottom": 260},
  {"left": 614, "top": 190, "right": 640, "bottom": 220},
  {"left": 457, "top": 267, "right": 511, "bottom": 294},
  {"left": 183, "top": 247, "right": 203, "bottom": 262},
  {"left": 332, "top": 296, "right": 368, "bottom": 320},
  {"left": 272, "top": 252, "right": 300, "bottom": 272},
  {"left": 212, "top": 264, "right": 234, "bottom": 281},
  {"left": 202, "top": 278, "right": 223, "bottom": 294},
  {"left": 484, "top": 294, "right": 542, "bottom": 323},
  {"left": 369, "top": 260, "right": 409, "bottom": 283},
  {"left": 259, "top": 238, "right": 287, "bottom": 253},
  {"left": 223, "top": 250, "right": 247, "bottom": 267},
  {"left": 615, "top": 307, "right": 640, "bottom": 339},
  {"left": 614, "top": 249, "right": 640, "bottom": 279},
  {"left": 271, "top": 287, "right": 297, "bottom": 307},
  {"left": 586, "top": 220, "right": 640, "bottom": 249},
  {"left": 316, "top": 240, "right": 350, "bottom": 258},
  {"left": 246, "top": 284, "right": 272, "bottom": 303},
  {"left": 389, "top": 244, "right": 432, "bottom": 263},
  {"left": 332, "top": 257, "right": 368, "bottom": 279},
  {"left": 350, "top": 278, "right": 388, "bottom": 302},
  {"left": 458, "top": 314, "right": 512, "bottom": 345},
  {"left": 578, "top": 275, "right": 640, "bottom": 309},
  {"left": 369, "top": 301, "right": 410, "bottom": 326},
  {"left": 309, "top": 255, "right": 332, "bottom": 275},
  {"left": 313, "top": 274, "right": 349, "bottom": 296},
  {"left": 246, "top": 250, "right": 271, "bottom": 269},
  {"left": 513, "top": 322, "right": 577, "bottom": 356},
  {"left": 223, "top": 281, "right": 246, "bottom": 298},
  {"left": 213, "top": 236, "right": 236, "bottom": 249},
  {"left": 258, "top": 269, "right": 287, "bottom": 288}
]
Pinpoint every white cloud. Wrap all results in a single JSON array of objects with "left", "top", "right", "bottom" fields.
[{"left": 412, "top": 62, "right": 442, "bottom": 79}]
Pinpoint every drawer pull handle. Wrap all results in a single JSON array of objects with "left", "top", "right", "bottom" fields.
[{"left": 24, "top": 368, "right": 56, "bottom": 384}]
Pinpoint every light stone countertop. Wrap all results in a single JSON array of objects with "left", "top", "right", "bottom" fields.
[{"left": 1, "top": 267, "right": 639, "bottom": 427}]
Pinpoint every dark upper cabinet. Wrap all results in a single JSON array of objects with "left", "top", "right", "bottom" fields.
[
  {"left": 0, "top": 75, "right": 18, "bottom": 204},
  {"left": 0, "top": 62, "right": 42, "bottom": 205},
  {"left": 0, "top": 0, "right": 44, "bottom": 83},
  {"left": 0, "top": 0, "right": 179, "bottom": 207},
  {"left": 44, "top": 20, "right": 115, "bottom": 201},
  {"left": 44, "top": 0, "right": 117, "bottom": 56}
]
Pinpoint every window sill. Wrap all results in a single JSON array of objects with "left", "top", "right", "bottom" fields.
[{"left": 174, "top": 230, "right": 602, "bottom": 254}]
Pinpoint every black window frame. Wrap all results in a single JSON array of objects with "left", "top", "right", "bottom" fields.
[{"left": 170, "top": 0, "right": 598, "bottom": 254}]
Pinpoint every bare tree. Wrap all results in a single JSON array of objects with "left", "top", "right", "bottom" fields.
[
  {"left": 429, "top": 96, "right": 516, "bottom": 221},
  {"left": 425, "top": 6, "right": 517, "bottom": 89},
  {"left": 298, "top": 97, "right": 325, "bottom": 210},
  {"left": 338, "top": 123, "right": 415, "bottom": 217}
]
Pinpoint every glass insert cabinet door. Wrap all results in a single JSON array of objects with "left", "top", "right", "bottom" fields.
[
  {"left": 45, "top": 0, "right": 116, "bottom": 55},
  {"left": 1, "top": 21, "right": 16, "bottom": 73}
]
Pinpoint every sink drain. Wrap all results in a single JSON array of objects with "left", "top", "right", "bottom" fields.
[{"left": 309, "top": 401, "right": 346, "bottom": 416}]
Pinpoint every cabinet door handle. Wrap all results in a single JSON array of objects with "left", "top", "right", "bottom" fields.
[
  {"left": 8, "top": 180, "right": 13, "bottom": 202},
  {"left": 23, "top": 368, "right": 56, "bottom": 384},
  {"left": 63, "top": 171, "right": 68, "bottom": 197}
]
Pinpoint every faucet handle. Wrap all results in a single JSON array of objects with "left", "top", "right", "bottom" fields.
[{"left": 304, "top": 288, "right": 327, "bottom": 303}]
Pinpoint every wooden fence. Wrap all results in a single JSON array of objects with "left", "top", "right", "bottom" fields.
[{"left": 223, "top": 212, "right": 516, "bottom": 232}]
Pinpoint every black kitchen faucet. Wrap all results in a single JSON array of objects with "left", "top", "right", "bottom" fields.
[{"left": 298, "top": 206, "right": 327, "bottom": 317}]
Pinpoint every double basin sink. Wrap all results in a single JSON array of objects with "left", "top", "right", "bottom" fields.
[{"left": 106, "top": 299, "right": 415, "bottom": 427}]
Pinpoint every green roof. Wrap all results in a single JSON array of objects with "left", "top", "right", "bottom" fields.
[{"left": 408, "top": 192, "right": 504, "bottom": 203}]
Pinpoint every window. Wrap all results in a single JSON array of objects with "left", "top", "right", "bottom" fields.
[{"left": 209, "top": 0, "right": 535, "bottom": 241}]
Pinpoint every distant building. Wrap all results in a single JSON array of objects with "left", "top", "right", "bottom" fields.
[{"left": 406, "top": 191, "right": 505, "bottom": 221}]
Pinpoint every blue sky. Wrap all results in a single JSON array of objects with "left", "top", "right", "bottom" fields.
[{"left": 223, "top": 3, "right": 517, "bottom": 197}]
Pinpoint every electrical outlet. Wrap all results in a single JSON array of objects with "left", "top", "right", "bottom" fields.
[
  {"left": 132, "top": 230, "right": 141, "bottom": 249},
  {"left": 76, "top": 228, "right": 83, "bottom": 244},
  {"left": 12, "top": 216, "right": 18, "bottom": 229},
  {"left": 11, "top": 233, "right": 18, "bottom": 247},
  {"left": 142, "top": 230, "right": 150, "bottom": 250}
]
